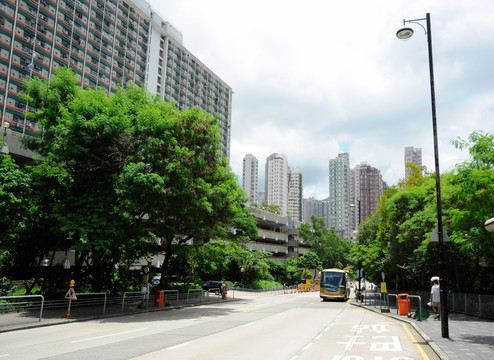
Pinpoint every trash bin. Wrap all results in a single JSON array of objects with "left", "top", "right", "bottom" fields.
[
  {"left": 398, "top": 293, "right": 411, "bottom": 315},
  {"left": 154, "top": 290, "right": 164, "bottom": 307},
  {"left": 409, "top": 307, "right": 430, "bottom": 320}
]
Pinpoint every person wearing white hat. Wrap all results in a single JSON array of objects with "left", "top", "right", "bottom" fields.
[{"left": 430, "top": 277, "right": 440, "bottom": 320}]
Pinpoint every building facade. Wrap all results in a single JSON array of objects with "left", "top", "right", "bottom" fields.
[
  {"left": 247, "top": 207, "right": 309, "bottom": 261},
  {"left": 0, "top": 0, "right": 232, "bottom": 160},
  {"left": 242, "top": 153, "right": 258, "bottom": 204},
  {"left": 303, "top": 196, "right": 329, "bottom": 226},
  {"left": 265, "top": 153, "right": 288, "bottom": 216},
  {"left": 328, "top": 153, "right": 351, "bottom": 239},
  {"left": 404, "top": 146, "right": 422, "bottom": 180},
  {"left": 350, "top": 162, "right": 384, "bottom": 238},
  {"left": 287, "top": 167, "right": 303, "bottom": 221}
]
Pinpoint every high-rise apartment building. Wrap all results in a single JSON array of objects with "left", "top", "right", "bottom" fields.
[
  {"left": 328, "top": 153, "right": 351, "bottom": 239},
  {"left": 265, "top": 153, "right": 288, "bottom": 216},
  {"left": 350, "top": 162, "right": 384, "bottom": 238},
  {"left": 404, "top": 146, "right": 422, "bottom": 180},
  {"left": 303, "top": 196, "right": 329, "bottom": 225},
  {"left": 288, "top": 167, "right": 303, "bottom": 221},
  {"left": 0, "top": 0, "right": 232, "bottom": 160},
  {"left": 242, "top": 153, "right": 258, "bottom": 204}
]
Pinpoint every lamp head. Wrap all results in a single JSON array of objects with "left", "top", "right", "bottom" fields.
[{"left": 396, "top": 27, "right": 414, "bottom": 40}]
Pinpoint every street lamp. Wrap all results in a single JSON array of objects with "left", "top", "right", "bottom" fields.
[
  {"left": 485, "top": 217, "right": 494, "bottom": 232},
  {"left": 350, "top": 201, "right": 362, "bottom": 300},
  {"left": 397, "top": 13, "right": 449, "bottom": 338}
]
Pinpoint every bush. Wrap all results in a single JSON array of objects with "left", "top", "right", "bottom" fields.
[
  {"left": 0, "top": 277, "right": 15, "bottom": 296},
  {"left": 249, "top": 280, "right": 283, "bottom": 290}
]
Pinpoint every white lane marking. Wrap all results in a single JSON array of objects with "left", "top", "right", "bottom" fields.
[
  {"left": 302, "top": 342, "right": 313, "bottom": 351},
  {"left": 167, "top": 341, "right": 191, "bottom": 350},
  {"left": 244, "top": 322, "right": 254, "bottom": 327},
  {"left": 71, "top": 328, "right": 149, "bottom": 343},
  {"left": 0, "top": 355, "right": 9, "bottom": 358}
]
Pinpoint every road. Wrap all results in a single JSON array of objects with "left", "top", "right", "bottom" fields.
[{"left": 0, "top": 292, "right": 439, "bottom": 360}]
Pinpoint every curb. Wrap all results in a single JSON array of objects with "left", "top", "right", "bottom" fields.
[
  {"left": 0, "top": 296, "right": 240, "bottom": 334},
  {"left": 350, "top": 301, "right": 449, "bottom": 360}
]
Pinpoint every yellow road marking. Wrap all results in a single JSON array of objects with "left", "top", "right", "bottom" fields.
[
  {"left": 401, "top": 322, "right": 430, "bottom": 360},
  {"left": 361, "top": 308, "right": 430, "bottom": 360}
]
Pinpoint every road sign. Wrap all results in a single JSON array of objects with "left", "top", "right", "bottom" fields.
[
  {"left": 429, "top": 225, "right": 450, "bottom": 242},
  {"left": 381, "top": 282, "right": 387, "bottom": 293},
  {"left": 64, "top": 288, "right": 77, "bottom": 300}
]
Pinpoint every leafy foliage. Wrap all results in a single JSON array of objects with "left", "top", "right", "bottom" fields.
[
  {"left": 1, "top": 68, "right": 257, "bottom": 294},
  {"left": 352, "top": 131, "right": 494, "bottom": 294},
  {"left": 299, "top": 216, "right": 353, "bottom": 269}
]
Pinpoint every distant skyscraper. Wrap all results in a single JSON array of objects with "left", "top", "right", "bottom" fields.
[
  {"left": 303, "top": 196, "right": 329, "bottom": 226},
  {"left": 242, "top": 154, "right": 258, "bottom": 204},
  {"left": 328, "top": 153, "right": 351, "bottom": 239},
  {"left": 288, "top": 167, "right": 303, "bottom": 221},
  {"left": 350, "top": 162, "right": 384, "bottom": 237},
  {"left": 404, "top": 147, "right": 423, "bottom": 180},
  {"left": 265, "top": 153, "right": 289, "bottom": 216}
]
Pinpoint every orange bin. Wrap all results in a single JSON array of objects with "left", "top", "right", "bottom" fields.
[
  {"left": 398, "top": 293, "right": 411, "bottom": 315},
  {"left": 154, "top": 290, "right": 165, "bottom": 307}
]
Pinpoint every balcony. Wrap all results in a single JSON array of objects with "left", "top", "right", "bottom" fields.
[
  {"left": 247, "top": 242, "right": 288, "bottom": 254},
  {"left": 258, "top": 229, "right": 288, "bottom": 242}
]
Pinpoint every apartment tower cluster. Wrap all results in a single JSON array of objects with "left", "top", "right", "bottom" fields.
[
  {"left": 242, "top": 153, "right": 304, "bottom": 222},
  {"left": 304, "top": 153, "right": 386, "bottom": 241},
  {"left": 1, "top": 0, "right": 232, "bottom": 160},
  {"left": 243, "top": 147, "right": 422, "bottom": 241}
]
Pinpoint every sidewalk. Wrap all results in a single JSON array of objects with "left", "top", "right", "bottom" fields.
[
  {"left": 0, "top": 293, "right": 234, "bottom": 333},
  {"left": 353, "top": 298, "right": 494, "bottom": 360}
]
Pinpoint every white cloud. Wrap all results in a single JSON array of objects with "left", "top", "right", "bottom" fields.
[{"left": 150, "top": 0, "right": 494, "bottom": 198}]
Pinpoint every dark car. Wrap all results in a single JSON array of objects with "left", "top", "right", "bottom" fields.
[{"left": 202, "top": 280, "right": 227, "bottom": 294}]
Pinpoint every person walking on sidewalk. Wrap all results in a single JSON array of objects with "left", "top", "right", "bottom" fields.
[{"left": 430, "top": 278, "right": 440, "bottom": 320}]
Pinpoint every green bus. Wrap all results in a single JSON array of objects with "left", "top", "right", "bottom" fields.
[{"left": 319, "top": 268, "right": 350, "bottom": 301}]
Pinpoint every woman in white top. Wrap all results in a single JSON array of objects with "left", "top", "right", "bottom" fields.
[{"left": 430, "top": 278, "right": 440, "bottom": 320}]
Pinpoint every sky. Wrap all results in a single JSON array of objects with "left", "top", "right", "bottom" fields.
[{"left": 149, "top": 0, "right": 494, "bottom": 200}]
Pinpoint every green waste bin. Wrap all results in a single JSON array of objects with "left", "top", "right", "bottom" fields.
[{"left": 409, "top": 307, "right": 430, "bottom": 321}]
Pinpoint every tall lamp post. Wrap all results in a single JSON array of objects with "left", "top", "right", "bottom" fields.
[
  {"left": 350, "top": 200, "right": 362, "bottom": 300},
  {"left": 397, "top": 13, "right": 449, "bottom": 338}
]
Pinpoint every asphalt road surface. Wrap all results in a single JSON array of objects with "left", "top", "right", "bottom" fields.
[{"left": 0, "top": 292, "right": 440, "bottom": 360}]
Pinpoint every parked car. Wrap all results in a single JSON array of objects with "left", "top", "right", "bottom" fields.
[{"left": 202, "top": 280, "right": 228, "bottom": 294}]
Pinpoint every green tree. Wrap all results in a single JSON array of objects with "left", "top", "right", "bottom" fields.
[
  {"left": 398, "top": 162, "right": 427, "bottom": 189},
  {"left": 449, "top": 131, "right": 494, "bottom": 292},
  {"left": 0, "top": 154, "right": 67, "bottom": 294},
  {"left": 114, "top": 91, "right": 257, "bottom": 287},
  {"left": 299, "top": 216, "right": 353, "bottom": 269},
  {"left": 351, "top": 131, "right": 494, "bottom": 294},
  {"left": 21, "top": 69, "right": 154, "bottom": 292},
  {"left": 297, "top": 251, "right": 322, "bottom": 278}
]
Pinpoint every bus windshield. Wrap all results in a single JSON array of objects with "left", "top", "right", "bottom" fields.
[{"left": 321, "top": 272, "right": 345, "bottom": 290}]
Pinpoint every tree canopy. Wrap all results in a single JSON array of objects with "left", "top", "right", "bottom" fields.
[
  {"left": 299, "top": 216, "right": 353, "bottom": 270},
  {"left": 351, "top": 131, "right": 494, "bottom": 294},
  {"left": 1, "top": 68, "right": 257, "bottom": 294}
]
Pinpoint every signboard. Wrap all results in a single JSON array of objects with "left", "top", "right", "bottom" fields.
[
  {"left": 64, "top": 287, "right": 77, "bottom": 300},
  {"left": 381, "top": 282, "right": 387, "bottom": 293},
  {"left": 430, "top": 225, "right": 450, "bottom": 242}
]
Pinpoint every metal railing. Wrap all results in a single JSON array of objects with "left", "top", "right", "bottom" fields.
[
  {"left": 361, "top": 290, "right": 494, "bottom": 320},
  {"left": 363, "top": 291, "right": 381, "bottom": 308},
  {"left": 161, "top": 290, "right": 179, "bottom": 307},
  {"left": 122, "top": 291, "right": 146, "bottom": 311},
  {"left": 75, "top": 293, "right": 107, "bottom": 314},
  {"left": 388, "top": 294, "right": 399, "bottom": 315},
  {"left": 0, "top": 295, "right": 45, "bottom": 321},
  {"left": 406, "top": 295, "right": 424, "bottom": 321},
  {"left": 187, "top": 289, "right": 205, "bottom": 304}
]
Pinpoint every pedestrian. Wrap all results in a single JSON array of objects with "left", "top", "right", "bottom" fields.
[{"left": 430, "top": 277, "right": 440, "bottom": 320}]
